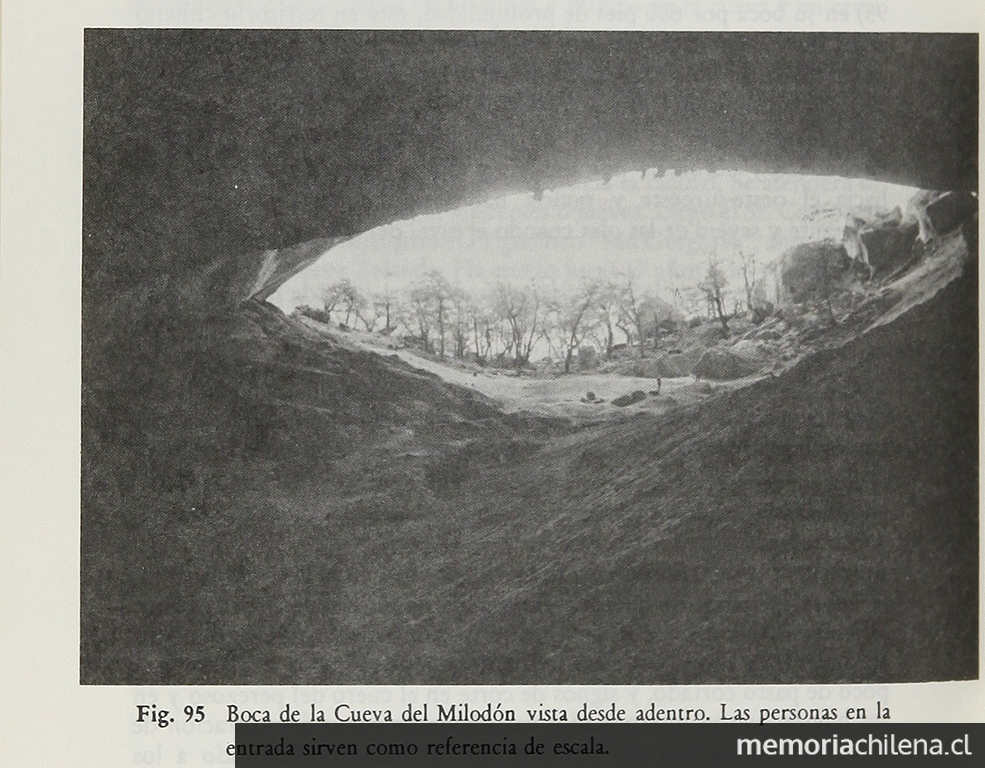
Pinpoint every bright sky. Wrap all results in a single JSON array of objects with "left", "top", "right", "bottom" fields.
[{"left": 269, "top": 170, "right": 919, "bottom": 312}]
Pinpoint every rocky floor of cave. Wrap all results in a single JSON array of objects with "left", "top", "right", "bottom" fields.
[{"left": 80, "top": 229, "right": 977, "bottom": 684}]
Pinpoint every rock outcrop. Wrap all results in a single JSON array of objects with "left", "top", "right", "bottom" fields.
[
  {"left": 925, "top": 190, "right": 978, "bottom": 238},
  {"left": 845, "top": 190, "right": 978, "bottom": 280},
  {"left": 858, "top": 217, "right": 920, "bottom": 277}
]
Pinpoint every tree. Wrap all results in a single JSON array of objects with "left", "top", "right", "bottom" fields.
[
  {"left": 563, "top": 280, "right": 603, "bottom": 373},
  {"left": 593, "top": 282, "right": 621, "bottom": 360},
  {"left": 408, "top": 284, "right": 435, "bottom": 353},
  {"left": 698, "top": 259, "right": 731, "bottom": 337},
  {"left": 739, "top": 251, "right": 757, "bottom": 313},
  {"left": 466, "top": 296, "right": 494, "bottom": 363},
  {"left": 388, "top": 296, "right": 415, "bottom": 338},
  {"left": 426, "top": 271, "right": 454, "bottom": 358},
  {"left": 320, "top": 281, "right": 345, "bottom": 322},
  {"left": 554, "top": 281, "right": 602, "bottom": 373},
  {"left": 671, "top": 283, "right": 704, "bottom": 320},
  {"left": 321, "top": 278, "right": 364, "bottom": 326},
  {"left": 408, "top": 270, "right": 454, "bottom": 357},
  {"left": 356, "top": 300, "right": 381, "bottom": 332},
  {"left": 372, "top": 287, "right": 397, "bottom": 333},
  {"left": 343, "top": 291, "right": 367, "bottom": 327},
  {"left": 450, "top": 285, "right": 471, "bottom": 360},
  {"left": 492, "top": 281, "right": 541, "bottom": 369},
  {"left": 615, "top": 276, "right": 671, "bottom": 358}
]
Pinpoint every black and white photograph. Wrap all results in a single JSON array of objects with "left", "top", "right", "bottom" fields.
[{"left": 80, "top": 29, "right": 977, "bottom": 686}]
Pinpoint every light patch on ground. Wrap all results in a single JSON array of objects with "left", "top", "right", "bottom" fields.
[{"left": 329, "top": 329, "right": 752, "bottom": 423}]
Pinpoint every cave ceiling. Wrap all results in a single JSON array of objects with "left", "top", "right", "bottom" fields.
[{"left": 83, "top": 30, "right": 978, "bottom": 298}]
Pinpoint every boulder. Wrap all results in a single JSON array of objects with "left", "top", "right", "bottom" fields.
[
  {"left": 654, "top": 352, "right": 688, "bottom": 378},
  {"left": 577, "top": 346, "right": 598, "bottom": 370},
  {"left": 750, "top": 299, "right": 774, "bottom": 324},
  {"left": 868, "top": 205, "right": 903, "bottom": 228},
  {"left": 729, "top": 339, "right": 769, "bottom": 365},
  {"left": 694, "top": 349, "right": 759, "bottom": 381},
  {"left": 611, "top": 390, "right": 647, "bottom": 407},
  {"left": 859, "top": 219, "right": 919, "bottom": 276},
  {"left": 671, "top": 345, "right": 706, "bottom": 375},
  {"left": 631, "top": 353, "right": 687, "bottom": 379},
  {"left": 779, "top": 240, "right": 852, "bottom": 303},
  {"left": 294, "top": 305, "right": 332, "bottom": 324}
]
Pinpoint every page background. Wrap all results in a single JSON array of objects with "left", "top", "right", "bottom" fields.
[{"left": 1, "top": 2, "right": 981, "bottom": 765}]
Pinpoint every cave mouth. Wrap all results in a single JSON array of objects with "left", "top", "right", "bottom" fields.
[{"left": 268, "top": 169, "right": 921, "bottom": 325}]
